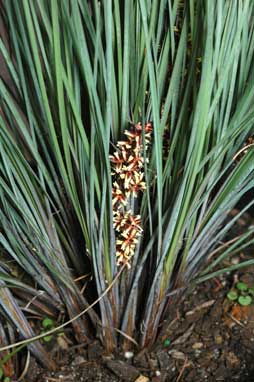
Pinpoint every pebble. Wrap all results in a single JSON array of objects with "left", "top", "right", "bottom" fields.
[
  {"left": 168, "top": 350, "right": 186, "bottom": 360},
  {"left": 124, "top": 351, "right": 134, "bottom": 359},
  {"left": 231, "top": 256, "right": 240, "bottom": 265},
  {"left": 192, "top": 342, "right": 203, "bottom": 349},
  {"left": 134, "top": 376, "right": 149, "bottom": 382},
  {"left": 106, "top": 360, "right": 140, "bottom": 381},
  {"left": 214, "top": 335, "right": 223, "bottom": 345}
]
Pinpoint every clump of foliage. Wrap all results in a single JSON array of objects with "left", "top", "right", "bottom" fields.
[{"left": 0, "top": 0, "right": 254, "bottom": 373}]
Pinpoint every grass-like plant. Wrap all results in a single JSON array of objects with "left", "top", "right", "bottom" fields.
[{"left": 0, "top": 0, "right": 254, "bottom": 370}]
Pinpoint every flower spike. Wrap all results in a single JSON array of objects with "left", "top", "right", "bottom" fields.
[{"left": 110, "top": 122, "right": 152, "bottom": 268}]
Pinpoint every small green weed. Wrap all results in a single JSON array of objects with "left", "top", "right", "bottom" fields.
[
  {"left": 41, "top": 317, "right": 55, "bottom": 343},
  {"left": 227, "top": 281, "right": 254, "bottom": 306}
]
